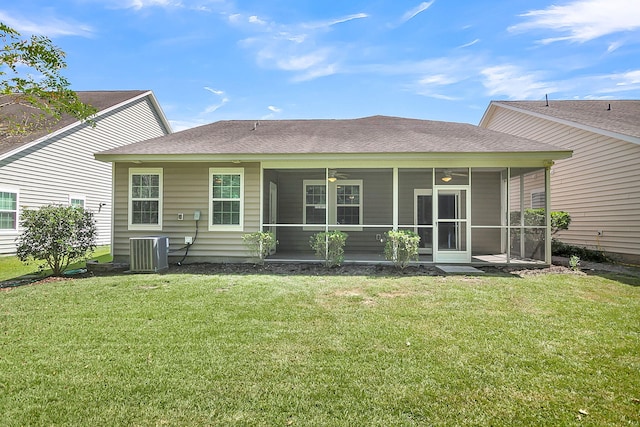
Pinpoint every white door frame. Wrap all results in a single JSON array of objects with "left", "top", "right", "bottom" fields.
[
  {"left": 268, "top": 181, "right": 278, "bottom": 255},
  {"left": 414, "top": 189, "right": 433, "bottom": 255},
  {"left": 433, "top": 186, "right": 471, "bottom": 263}
]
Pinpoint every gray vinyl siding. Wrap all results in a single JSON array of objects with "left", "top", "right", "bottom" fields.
[
  {"left": 0, "top": 95, "right": 169, "bottom": 254},
  {"left": 484, "top": 107, "right": 640, "bottom": 260},
  {"left": 112, "top": 162, "right": 261, "bottom": 263}
]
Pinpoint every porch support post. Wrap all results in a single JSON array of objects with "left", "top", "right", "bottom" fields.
[
  {"left": 519, "top": 174, "right": 525, "bottom": 259},
  {"left": 392, "top": 167, "right": 399, "bottom": 230},
  {"left": 545, "top": 164, "right": 552, "bottom": 264},
  {"left": 259, "top": 163, "right": 264, "bottom": 232}
]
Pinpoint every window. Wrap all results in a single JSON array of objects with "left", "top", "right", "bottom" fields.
[
  {"left": 0, "top": 190, "right": 18, "bottom": 231},
  {"left": 210, "top": 168, "right": 244, "bottom": 231},
  {"left": 336, "top": 184, "right": 361, "bottom": 225},
  {"left": 304, "top": 181, "right": 326, "bottom": 225},
  {"left": 531, "top": 190, "right": 545, "bottom": 209},
  {"left": 69, "top": 195, "right": 86, "bottom": 209},
  {"left": 129, "top": 168, "right": 163, "bottom": 230},
  {"left": 303, "top": 179, "right": 363, "bottom": 228}
]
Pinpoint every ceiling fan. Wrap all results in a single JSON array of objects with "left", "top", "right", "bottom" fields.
[
  {"left": 328, "top": 169, "right": 349, "bottom": 182},
  {"left": 441, "top": 169, "right": 467, "bottom": 182}
]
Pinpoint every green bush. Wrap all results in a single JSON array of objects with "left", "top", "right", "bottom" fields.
[
  {"left": 384, "top": 230, "right": 420, "bottom": 269},
  {"left": 242, "top": 231, "right": 277, "bottom": 265},
  {"left": 309, "top": 230, "right": 348, "bottom": 267},
  {"left": 510, "top": 209, "right": 571, "bottom": 234},
  {"left": 16, "top": 204, "right": 97, "bottom": 276},
  {"left": 552, "top": 239, "right": 611, "bottom": 263}
]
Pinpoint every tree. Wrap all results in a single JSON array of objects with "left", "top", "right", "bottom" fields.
[
  {"left": 0, "top": 22, "right": 97, "bottom": 136},
  {"left": 16, "top": 204, "right": 97, "bottom": 276}
]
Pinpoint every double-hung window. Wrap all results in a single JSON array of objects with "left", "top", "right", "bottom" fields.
[
  {"left": 129, "top": 168, "right": 163, "bottom": 230},
  {"left": 303, "top": 180, "right": 326, "bottom": 225},
  {"left": 303, "top": 179, "right": 363, "bottom": 229},
  {"left": 0, "top": 189, "right": 18, "bottom": 231},
  {"left": 210, "top": 168, "right": 244, "bottom": 231},
  {"left": 336, "top": 183, "right": 361, "bottom": 225}
]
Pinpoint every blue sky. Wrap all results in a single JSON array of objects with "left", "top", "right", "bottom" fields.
[{"left": 3, "top": 0, "right": 640, "bottom": 131}]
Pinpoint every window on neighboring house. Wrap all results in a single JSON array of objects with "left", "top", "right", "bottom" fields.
[
  {"left": 531, "top": 190, "right": 545, "bottom": 209},
  {"left": 210, "top": 168, "right": 244, "bottom": 231},
  {"left": 303, "top": 180, "right": 363, "bottom": 228},
  {"left": 69, "top": 195, "right": 86, "bottom": 209},
  {"left": 129, "top": 168, "right": 163, "bottom": 230},
  {"left": 0, "top": 190, "right": 18, "bottom": 231}
]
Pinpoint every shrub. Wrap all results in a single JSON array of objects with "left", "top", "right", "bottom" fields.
[
  {"left": 510, "top": 209, "right": 571, "bottom": 235},
  {"left": 242, "top": 231, "right": 277, "bottom": 265},
  {"left": 384, "top": 230, "right": 420, "bottom": 269},
  {"left": 569, "top": 255, "right": 581, "bottom": 271},
  {"left": 309, "top": 230, "right": 348, "bottom": 267},
  {"left": 16, "top": 204, "right": 97, "bottom": 276},
  {"left": 552, "top": 239, "right": 611, "bottom": 263}
]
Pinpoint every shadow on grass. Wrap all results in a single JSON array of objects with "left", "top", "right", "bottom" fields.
[
  {"left": 0, "top": 250, "right": 113, "bottom": 289},
  {"left": 583, "top": 270, "right": 640, "bottom": 287}
]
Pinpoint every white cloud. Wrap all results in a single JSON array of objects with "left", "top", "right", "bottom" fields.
[
  {"left": 234, "top": 12, "right": 367, "bottom": 81},
  {"left": 418, "top": 74, "right": 460, "bottom": 86},
  {"left": 510, "top": 0, "right": 640, "bottom": 44},
  {"left": 248, "top": 15, "right": 266, "bottom": 25},
  {"left": 481, "top": 65, "right": 557, "bottom": 99},
  {"left": 0, "top": 11, "right": 93, "bottom": 37},
  {"left": 399, "top": 1, "right": 435, "bottom": 25},
  {"left": 201, "top": 87, "right": 229, "bottom": 114},
  {"left": 268, "top": 106, "right": 282, "bottom": 113},
  {"left": 457, "top": 39, "right": 480, "bottom": 49}
]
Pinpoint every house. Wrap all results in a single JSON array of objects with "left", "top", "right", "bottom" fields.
[
  {"left": 95, "top": 116, "right": 572, "bottom": 266},
  {"left": 0, "top": 90, "right": 171, "bottom": 254},
  {"left": 479, "top": 100, "right": 640, "bottom": 265}
]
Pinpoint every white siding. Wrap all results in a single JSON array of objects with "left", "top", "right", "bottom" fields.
[
  {"left": 0, "top": 96, "right": 169, "bottom": 254},
  {"left": 483, "top": 107, "right": 640, "bottom": 261}
]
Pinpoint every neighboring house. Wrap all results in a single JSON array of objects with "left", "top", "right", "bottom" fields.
[
  {"left": 95, "top": 116, "right": 571, "bottom": 266},
  {"left": 480, "top": 100, "right": 640, "bottom": 264},
  {"left": 0, "top": 90, "right": 171, "bottom": 254}
]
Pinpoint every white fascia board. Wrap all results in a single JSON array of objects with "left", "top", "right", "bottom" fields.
[{"left": 94, "top": 151, "right": 571, "bottom": 168}]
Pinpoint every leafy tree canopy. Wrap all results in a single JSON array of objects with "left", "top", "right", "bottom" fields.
[{"left": 0, "top": 22, "right": 97, "bottom": 136}]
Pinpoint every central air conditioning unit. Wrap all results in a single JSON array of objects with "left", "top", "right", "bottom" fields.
[{"left": 129, "top": 236, "right": 169, "bottom": 273}]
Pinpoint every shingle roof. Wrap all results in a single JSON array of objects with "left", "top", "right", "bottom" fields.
[
  {"left": 490, "top": 100, "right": 640, "bottom": 140},
  {"left": 97, "top": 115, "right": 565, "bottom": 157},
  {"left": 0, "top": 90, "right": 149, "bottom": 157}
]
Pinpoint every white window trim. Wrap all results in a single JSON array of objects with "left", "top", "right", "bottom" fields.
[
  {"left": 302, "top": 179, "right": 363, "bottom": 231},
  {"left": 128, "top": 168, "right": 163, "bottom": 231},
  {"left": 0, "top": 186, "right": 19, "bottom": 233},
  {"left": 209, "top": 168, "right": 244, "bottom": 232},
  {"left": 303, "top": 179, "right": 327, "bottom": 230},
  {"left": 69, "top": 194, "right": 86, "bottom": 209}
]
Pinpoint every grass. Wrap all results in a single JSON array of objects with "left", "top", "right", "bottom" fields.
[
  {"left": 0, "top": 246, "right": 112, "bottom": 282},
  {"left": 1, "top": 269, "right": 639, "bottom": 426}
]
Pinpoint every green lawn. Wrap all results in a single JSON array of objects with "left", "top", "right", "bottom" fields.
[
  {"left": 0, "top": 246, "right": 112, "bottom": 283},
  {"left": 1, "top": 269, "right": 639, "bottom": 426}
]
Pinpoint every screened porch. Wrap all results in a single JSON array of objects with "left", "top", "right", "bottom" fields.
[{"left": 260, "top": 167, "right": 551, "bottom": 265}]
